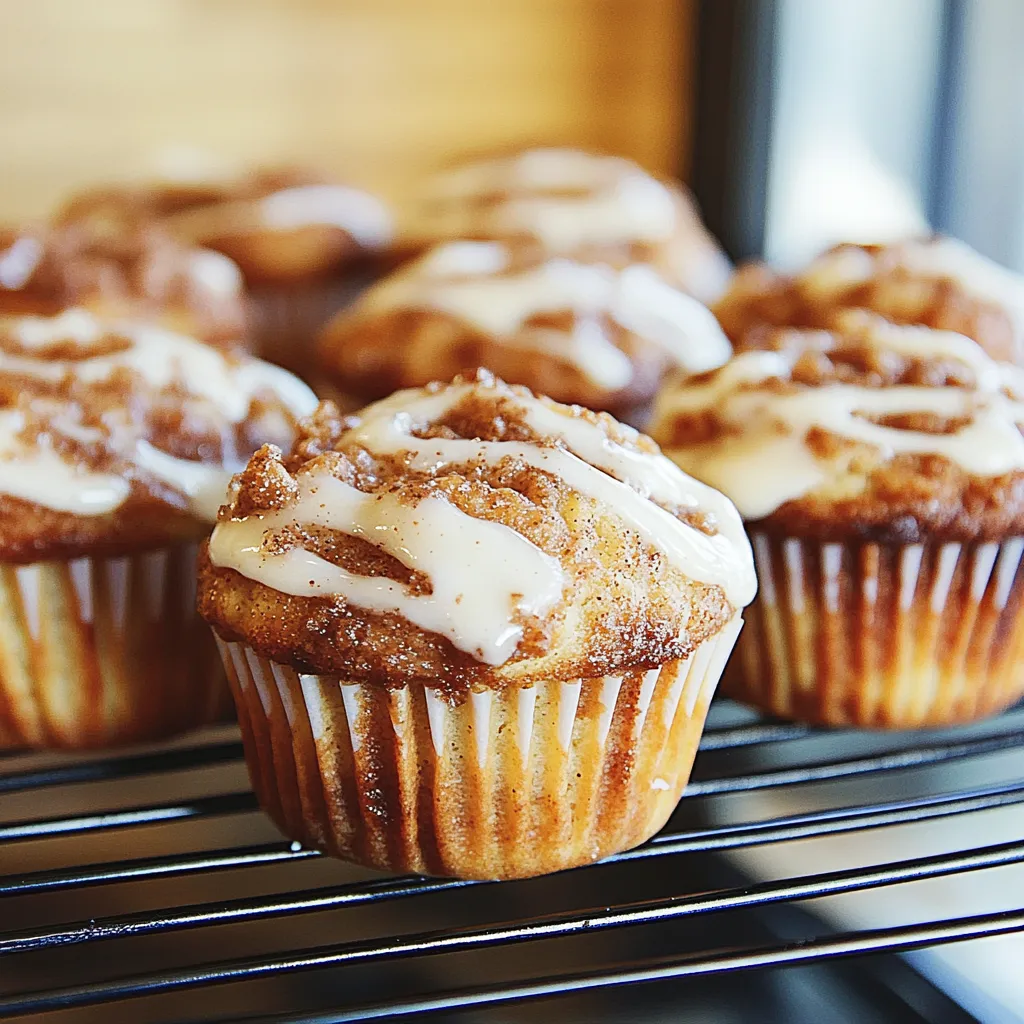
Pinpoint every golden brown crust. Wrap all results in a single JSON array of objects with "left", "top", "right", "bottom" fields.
[
  {"left": 715, "top": 239, "right": 1023, "bottom": 363},
  {"left": 653, "top": 320, "right": 1024, "bottom": 542},
  {"left": 317, "top": 304, "right": 668, "bottom": 416},
  {"left": 0, "top": 223, "right": 245, "bottom": 349},
  {"left": 198, "top": 378, "right": 734, "bottom": 688},
  {"left": 57, "top": 167, "right": 392, "bottom": 286}
]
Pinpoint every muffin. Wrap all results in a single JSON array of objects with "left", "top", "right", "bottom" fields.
[
  {"left": 0, "top": 307, "right": 317, "bottom": 748},
  {"left": 715, "top": 236, "right": 1024, "bottom": 364},
  {"left": 57, "top": 167, "right": 394, "bottom": 377},
  {"left": 415, "top": 147, "right": 732, "bottom": 304},
  {"left": 650, "top": 308, "right": 1024, "bottom": 728},
  {"left": 316, "top": 240, "right": 731, "bottom": 420},
  {"left": 0, "top": 222, "right": 245, "bottom": 348},
  {"left": 198, "top": 371, "right": 755, "bottom": 879}
]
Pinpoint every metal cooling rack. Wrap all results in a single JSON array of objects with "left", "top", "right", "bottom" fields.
[{"left": 0, "top": 698, "right": 1022, "bottom": 1023}]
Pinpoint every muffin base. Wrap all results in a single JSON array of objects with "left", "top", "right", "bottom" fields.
[
  {"left": 247, "top": 272, "right": 376, "bottom": 381},
  {"left": 215, "top": 616, "right": 742, "bottom": 880},
  {"left": 0, "top": 544, "right": 227, "bottom": 749},
  {"left": 727, "top": 533, "right": 1024, "bottom": 728}
]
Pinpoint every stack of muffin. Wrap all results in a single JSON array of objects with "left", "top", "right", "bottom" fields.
[
  {"left": 4, "top": 148, "right": 1022, "bottom": 884},
  {"left": 315, "top": 148, "right": 735, "bottom": 419}
]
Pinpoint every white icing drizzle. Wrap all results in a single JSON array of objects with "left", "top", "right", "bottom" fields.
[
  {"left": 426, "top": 148, "right": 680, "bottom": 248},
  {"left": 0, "top": 236, "right": 44, "bottom": 290},
  {"left": 898, "top": 238, "right": 1024, "bottom": 334},
  {"left": 653, "top": 326, "right": 1024, "bottom": 520},
  {"left": 260, "top": 185, "right": 393, "bottom": 249},
  {"left": 0, "top": 309, "right": 317, "bottom": 519},
  {"left": 7, "top": 311, "right": 314, "bottom": 424},
  {"left": 347, "top": 384, "right": 755, "bottom": 606},
  {"left": 431, "top": 148, "right": 636, "bottom": 197},
  {"left": 361, "top": 242, "right": 731, "bottom": 387},
  {"left": 0, "top": 411, "right": 129, "bottom": 513},
  {"left": 188, "top": 249, "right": 243, "bottom": 297},
  {"left": 802, "top": 238, "right": 1024, "bottom": 353},
  {"left": 210, "top": 381, "right": 755, "bottom": 663},
  {"left": 835, "top": 309, "right": 1019, "bottom": 392},
  {"left": 209, "top": 472, "right": 566, "bottom": 665},
  {"left": 133, "top": 441, "right": 236, "bottom": 522}
]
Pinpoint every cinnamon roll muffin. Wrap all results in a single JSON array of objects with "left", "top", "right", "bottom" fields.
[
  {"left": 650, "top": 309, "right": 1024, "bottom": 728},
  {"left": 58, "top": 167, "right": 394, "bottom": 377},
  {"left": 716, "top": 237, "right": 1024, "bottom": 364},
  {"left": 199, "top": 372, "right": 755, "bottom": 879},
  {"left": 416, "top": 147, "right": 731, "bottom": 304},
  {"left": 0, "top": 223, "right": 245, "bottom": 349},
  {"left": 317, "top": 240, "right": 731, "bottom": 418},
  {"left": 0, "top": 307, "right": 317, "bottom": 748}
]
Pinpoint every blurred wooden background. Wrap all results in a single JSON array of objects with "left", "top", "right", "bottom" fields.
[{"left": 0, "top": 0, "right": 693, "bottom": 228}]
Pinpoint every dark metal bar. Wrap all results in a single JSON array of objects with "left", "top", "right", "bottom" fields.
[
  {"left": 4, "top": 775, "right": 1022, "bottom": 946},
  {"left": 0, "top": 741, "right": 244, "bottom": 795},
  {"left": 926, "top": 0, "right": 969, "bottom": 230},
  {"left": 3, "top": 774, "right": 1020, "bottom": 904},
  {"left": 6, "top": 725, "right": 1019, "bottom": 844},
  {"left": 0, "top": 841, "right": 319, "bottom": 897},
  {"left": 229, "top": 908, "right": 1024, "bottom": 1023},
  {"left": 690, "top": 0, "right": 780, "bottom": 260},
  {"left": 0, "top": 792, "right": 257, "bottom": 843},
  {"left": 684, "top": 728, "right": 1024, "bottom": 796},
  {"left": 697, "top": 720, "right": 813, "bottom": 750},
  {"left": 2, "top": 839, "right": 1020, "bottom": 1013}
]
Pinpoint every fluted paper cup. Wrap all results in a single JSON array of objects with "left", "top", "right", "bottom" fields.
[
  {"left": 247, "top": 274, "right": 374, "bottom": 379},
  {"left": 0, "top": 543, "right": 227, "bottom": 749},
  {"left": 215, "top": 615, "right": 742, "bottom": 880},
  {"left": 726, "top": 533, "right": 1024, "bottom": 727}
]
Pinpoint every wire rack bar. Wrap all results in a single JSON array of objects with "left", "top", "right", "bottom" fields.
[
  {"left": 2, "top": 838, "right": 1020, "bottom": 1015},
  {"left": 3, "top": 725, "right": 1019, "bottom": 847},
  {"left": 228, "top": 907, "right": 1024, "bottom": 1024},
  {"left": 0, "top": 841, "right": 318, "bottom": 897},
  {"left": 696, "top": 720, "right": 814, "bottom": 750},
  {"left": 0, "top": 792, "right": 257, "bottom": 843},
  {"left": 683, "top": 726, "right": 1024, "bottom": 796},
  {"left": 3, "top": 777, "right": 1023, "bottom": 952},
  {"left": 3, "top": 774, "right": 1020, "bottom": 902},
  {"left": 0, "top": 742, "right": 244, "bottom": 795},
  {"left": 0, "top": 722, "right": 810, "bottom": 798}
]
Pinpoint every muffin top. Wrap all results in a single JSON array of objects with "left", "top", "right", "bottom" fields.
[
  {"left": 317, "top": 240, "right": 731, "bottom": 413},
  {"left": 715, "top": 237, "right": 1024, "bottom": 364},
  {"left": 419, "top": 148, "right": 731, "bottom": 303},
  {"left": 0, "top": 223, "right": 245, "bottom": 348},
  {"left": 0, "top": 308, "right": 318, "bottom": 562},
  {"left": 199, "top": 372, "right": 755, "bottom": 688},
  {"left": 650, "top": 310, "right": 1024, "bottom": 542},
  {"left": 57, "top": 167, "right": 394, "bottom": 285}
]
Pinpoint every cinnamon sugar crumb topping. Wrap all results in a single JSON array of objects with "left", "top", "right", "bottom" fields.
[
  {"left": 206, "top": 372, "right": 754, "bottom": 671},
  {"left": 0, "top": 309, "right": 316, "bottom": 526}
]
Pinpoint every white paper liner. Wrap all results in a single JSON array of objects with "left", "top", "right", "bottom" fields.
[
  {"left": 216, "top": 614, "right": 742, "bottom": 880},
  {"left": 729, "top": 533, "right": 1024, "bottom": 727},
  {"left": 0, "top": 544, "right": 226, "bottom": 749}
]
